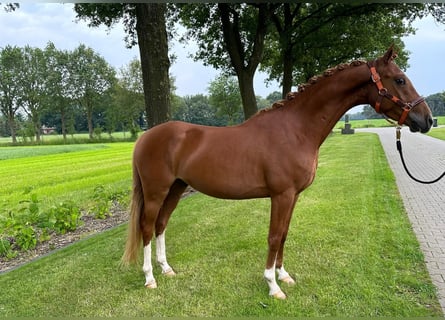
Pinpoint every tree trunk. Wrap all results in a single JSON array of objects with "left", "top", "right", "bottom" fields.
[
  {"left": 87, "top": 105, "right": 94, "bottom": 139},
  {"left": 237, "top": 71, "right": 258, "bottom": 120},
  {"left": 31, "top": 112, "right": 41, "bottom": 142},
  {"left": 34, "top": 122, "right": 41, "bottom": 142},
  {"left": 61, "top": 108, "right": 67, "bottom": 141},
  {"left": 281, "top": 47, "right": 294, "bottom": 98},
  {"left": 7, "top": 113, "right": 17, "bottom": 144},
  {"left": 218, "top": 4, "right": 269, "bottom": 120},
  {"left": 135, "top": 3, "right": 170, "bottom": 129}
]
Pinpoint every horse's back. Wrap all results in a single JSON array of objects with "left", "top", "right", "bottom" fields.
[{"left": 134, "top": 121, "right": 194, "bottom": 166}]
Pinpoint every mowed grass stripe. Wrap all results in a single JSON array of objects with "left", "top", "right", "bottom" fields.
[
  {"left": 0, "top": 143, "right": 134, "bottom": 213},
  {"left": 0, "top": 133, "right": 441, "bottom": 317},
  {"left": 0, "top": 144, "right": 109, "bottom": 160}
]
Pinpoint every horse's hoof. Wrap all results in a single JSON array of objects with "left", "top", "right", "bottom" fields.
[
  {"left": 145, "top": 281, "right": 157, "bottom": 289},
  {"left": 271, "top": 290, "right": 286, "bottom": 300},
  {"left": 163, "top": 269, "right": 176, "bottom": 277},
  {"left": 280, "top": 276, "right": 296, "bottom": 285}
]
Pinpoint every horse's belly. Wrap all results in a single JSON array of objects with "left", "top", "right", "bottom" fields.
[
  {"left": 178, "top": 163, "right": 269, "bottom": 200},
  {"left": 189, "top": 181, "right": 270, "bottom": 200}
]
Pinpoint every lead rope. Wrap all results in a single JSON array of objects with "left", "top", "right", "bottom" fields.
[{"left": 396, "top": 126, "right": 445, "bottom": 184}]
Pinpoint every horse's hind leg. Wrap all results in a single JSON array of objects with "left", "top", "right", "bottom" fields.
[
  {"left": 141, "top": 192, "right": 170, "bottom": 288},
  {"left": 155, "top": 179, "right": 188, "bottom": 276}
]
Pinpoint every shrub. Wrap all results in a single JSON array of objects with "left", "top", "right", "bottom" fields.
[
  {"left": 0, "top": 237, "right": 16, "bottom": 259},
  {"left": 14, "top": 225, "right": 37, "bottom": 251},
  {"left": 48, "top": 201, "right": 82, "bottom": 235},
  {"left": 91, "top": 185, "right": 112, "bottom": 219}
]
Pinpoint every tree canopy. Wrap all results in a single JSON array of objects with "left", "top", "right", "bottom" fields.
[
  {"left": 75, "top": 3, "right": 171, "bottom": 128},
  {"left": 0, "top": 44, "right": 117, "bottom": 142},
  {"left": 75, "top": 3, "right": 445, "bottom": 121},
  {"left": 177, "top": 3, "right": 445, "bottom": 116},
  {"left": 2, "top": 3, "right": 445, "bottom": 142}
]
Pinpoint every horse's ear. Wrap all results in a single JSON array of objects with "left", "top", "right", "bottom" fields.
[{"left": 383, "top": 45, "right": 398, "bottom": 64}]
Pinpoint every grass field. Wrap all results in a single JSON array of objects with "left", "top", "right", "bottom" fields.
[
  {"left": 0, "top": 131, "right": 135, "bottom": 146},
  {"left": 0, "top": 133, "right": 441, "bottom": 317},
  {"left": 335, "top": 116, "right": 445, "bottom": 130},
  {"left": 0, "top": 142, "right": 134, "bottom": 257},
  {"left": 0, "top": 143, "right": 134, "bottom": 215},
  {"left": 428, "top": 126, "right": 445, "bottom": 140}
]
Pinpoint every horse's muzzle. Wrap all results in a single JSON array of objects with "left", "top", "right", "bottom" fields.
[{"left": 409, "top": 114, "right": 433, "bottom": 133}]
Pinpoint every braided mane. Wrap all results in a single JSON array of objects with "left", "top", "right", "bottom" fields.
[{"left": 256, "top": 60, "right": 367, "bottom": 116}]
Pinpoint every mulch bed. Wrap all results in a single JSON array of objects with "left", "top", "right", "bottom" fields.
[
  {"left": 0, "top": 202, "right": 129, "bottom": 273},
  {"left": 0, "top": 187, "right": 196, "bottom": 274}
]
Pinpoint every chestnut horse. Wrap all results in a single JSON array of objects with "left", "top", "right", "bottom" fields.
[{"left": 122, "top": 47, "right": 433, "bottom": 299}]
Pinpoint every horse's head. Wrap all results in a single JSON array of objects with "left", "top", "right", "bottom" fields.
[{"left": 368, "top": 46, "right": 433, "bottom": 133}]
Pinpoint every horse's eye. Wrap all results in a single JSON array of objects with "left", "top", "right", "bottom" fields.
[{"left": 395, "top": 78, "right": 406, "bottom": 85}]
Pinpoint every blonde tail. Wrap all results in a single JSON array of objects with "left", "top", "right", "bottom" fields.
[{"left": 122, "top": 166, "right": 144, "bottom": 265}]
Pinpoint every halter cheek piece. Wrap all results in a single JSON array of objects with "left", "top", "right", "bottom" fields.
[{"left": 367, "top": 61, "right": 425, "bottom": 126}]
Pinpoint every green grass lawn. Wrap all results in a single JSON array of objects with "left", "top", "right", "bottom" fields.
[
  {"left": 427, "top": 126, "right": 445, "bottom": 140},
  {"left": 0, "top": 133, "right": 441, "bottom": 317},
  {"left": 334, "top": 118, "right": 393, "bottom": 129},
  {"left": 0, "top": 144, "right": 109, "bottom": 160},
  {"left": 0, "top": 131, "right": 135, "bottom": 146},
  {"left": 335, "top": 116, "right": 445, "bottom": 131},
  {"left": 0, "top": 143, "right": 134, "bottom": 215}
]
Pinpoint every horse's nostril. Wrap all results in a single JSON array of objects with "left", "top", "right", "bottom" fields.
[{"left": 428, "top": 116, "right": 433, "bottom": 126}]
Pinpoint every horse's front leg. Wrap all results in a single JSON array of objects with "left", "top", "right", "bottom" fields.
[
  {"left": 275, "top": 194, "right": 299, "bottom": 286},
  {"left": 264, "top": 191, "right": 297, "bottom": 299}
]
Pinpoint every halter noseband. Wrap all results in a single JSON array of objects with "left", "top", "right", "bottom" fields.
[{"left": 367, "top": 61, "right": 425, "bottom": 126}]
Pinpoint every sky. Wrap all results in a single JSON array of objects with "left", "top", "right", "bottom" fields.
[{"left": 1, "top": 3, "right": 445, "bottom": 99}]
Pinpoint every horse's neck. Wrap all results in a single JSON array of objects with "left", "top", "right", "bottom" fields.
[{"left": 290, "top": 64, "right": 371, "bottom": 146}]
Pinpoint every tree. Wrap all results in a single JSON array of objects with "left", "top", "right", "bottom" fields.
[
  {"left": 266, "top": 91, "right": 282, "bottom": 104},
  {"left": 44, "top": 42, "right": 75, "bottom": 141},
  {"left": 172, "top": 94, "right": 221, "bottom": 126},
  {"left": 177, "top": 3, "right": 273, "bottom": 120},
  {"left": 261, "top": 3, "right": 443, "bottom": 97},
  {"left": 74, "top": 3, "right": 171, "bottom": 129},
  {"left": 426, "top": 93, "right": 445, "bottom": 116},
  {"left": 208, "top": 74, "right": 243, "bottom": 125},
  {"left": 70, "top": 44, "right": 116, "bottom": 139},
  {"left": 135, "top": 4, "right": 170, "bottom": 128},
  {"left": 0, "top": 45, "right": 23, "bottom": 143},
  {"left": 110, "top": 58, "right": 145, "bottom": 137},
  {"left": 362, "top": 105, "right": 383, "bottom": 120},
  {"left": 178, "top": 3, "right": 445, "bottom": 117},
  {"left": 1, "top": 3, "right": 18, "bottom": 12},
  {"left": 20, "top": 45, "right": 48, "bottom": 142}
]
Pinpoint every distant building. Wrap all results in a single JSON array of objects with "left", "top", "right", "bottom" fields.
[{"left": 41, "top": 125, "right": 56, "bottom": 135}]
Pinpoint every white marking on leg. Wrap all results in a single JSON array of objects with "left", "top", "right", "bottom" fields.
[
  {"left": 143, "top": 242, "right": 157, "bottom": 288},
  {"left": 156, "top": 231, "right": 175, "bottom": 276},
  {"left": 264, "top": 265, "right": 286, "bottom": 299},
  {"left": 277, "top": 265, "right": 296, "bottom": 285}
]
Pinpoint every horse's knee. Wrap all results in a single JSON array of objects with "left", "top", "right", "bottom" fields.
[{"left": 268, "top": 234, "right": 283, "bottom": 251}]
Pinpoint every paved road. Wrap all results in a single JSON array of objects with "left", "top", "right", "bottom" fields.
[{"left": 359, "top": 127, "right": 445, "bottom": 314}]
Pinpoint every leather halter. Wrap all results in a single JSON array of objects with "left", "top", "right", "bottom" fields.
[{"left": 367, "top": 61, "right": 425, "bottom": 126}]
